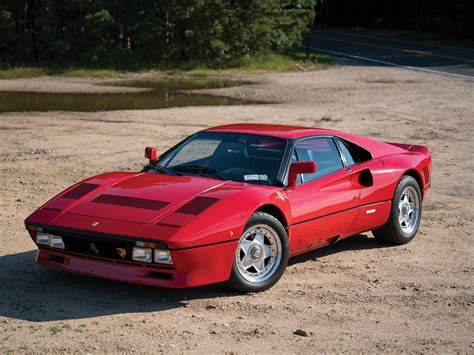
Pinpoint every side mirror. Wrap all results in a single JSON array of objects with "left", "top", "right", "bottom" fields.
[
  {"left": 287, "top": 161, "right": 316, "bottom": 190},
  {"left": 145, "top": 147, "right": 157, "bottom": 163}
]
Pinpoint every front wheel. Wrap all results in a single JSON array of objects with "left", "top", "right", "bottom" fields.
[
  {"left": 372, "top": 175, "right": 422, "bottom": 244},
  {"left": 228, "top": 212, "right": 289, "bottom": 292}
]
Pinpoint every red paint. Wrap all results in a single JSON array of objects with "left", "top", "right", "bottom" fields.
[
  {"left": 288, "top": 161, "right": 317, "bottom": 190},
  {"left": 25, "top": 124, "right": 432, "bottom": 288}
]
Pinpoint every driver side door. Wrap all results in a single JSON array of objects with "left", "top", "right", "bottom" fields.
[{"left": 287, "top": 137, "right": 361, "bottom": 256}]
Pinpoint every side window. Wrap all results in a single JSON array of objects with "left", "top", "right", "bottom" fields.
[
  {"left": 294, "top": 137, "right": 343, "bottom": 183},
  {"left": 335, "top": 138, "right": 372, "bottom": 165},
  {"left": 336, "top": 139, "right": 356, "bottom": 166}
]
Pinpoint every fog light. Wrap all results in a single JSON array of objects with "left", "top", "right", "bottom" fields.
[
  {"left": 154, "top": 248, "right": 173, "bottom": 265},
  {"left": 132, "top": 246, "right": 152, "bottom": 263},
  {"left": 50, "top": 235, "right": 65, "bottom": 249},
  {"left": 36, "top": 232, "right": 51, "bottom": 246}
]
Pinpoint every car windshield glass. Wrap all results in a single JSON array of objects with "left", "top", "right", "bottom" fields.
[{"left": 155, "top": 132, "right": 287, "bottom": 186}]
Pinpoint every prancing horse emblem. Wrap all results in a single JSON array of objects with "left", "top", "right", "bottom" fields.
[
  {"left": 116, "top": 248, "right": 127, "bottom": 259},
  {"left": 89, "top": 243, "right": 100, "bottom": 255}
]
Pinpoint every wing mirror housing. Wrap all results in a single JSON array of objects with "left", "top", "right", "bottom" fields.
[
  {"left": 145, "top": 147, "right": 158, "bottom": 163},
  {"left": 287, "top": 161, "right": 317, "bottom": 190}
]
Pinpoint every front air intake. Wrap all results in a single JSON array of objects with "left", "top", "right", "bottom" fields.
[
  {"left": 61, "top": 183, "right": 100, "bottom": 199},
  {"left": 91, "top": 194, "right": 169, "bottom": 211},
  {"left": 175, "top": 196, "right": 219, "bottom": 215}
]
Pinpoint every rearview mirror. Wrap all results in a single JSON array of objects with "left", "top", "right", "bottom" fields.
[
  {"left": 287, "top": 161, "right": 317, "bottom": 190},
  {"left": 145, "top": 147, "right": 157, "bottom": 163}
]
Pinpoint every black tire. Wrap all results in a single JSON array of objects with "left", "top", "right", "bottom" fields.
[
  {"left": 228, "top": 212, "right": 289, "bottom": 293},
  {"left": 372, "top": 175, "right": 423, "bottom": 245}
]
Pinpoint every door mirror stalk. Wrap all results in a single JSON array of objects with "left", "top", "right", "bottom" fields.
[{"left": 287, "top": 161, "right": 317, "bottom": 190}]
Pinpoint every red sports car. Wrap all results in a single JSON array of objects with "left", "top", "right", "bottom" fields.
[{"left": 25, "top": 124, "right": 431, "bottom": 292}]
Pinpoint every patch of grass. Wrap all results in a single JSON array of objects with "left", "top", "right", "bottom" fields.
[
  {"left": 48, "top": 326, "right": 62, "bottom": 335},
  {"left": 0, "top": 51, "right": 333, "bottom": 79},
  {"left": 0, "top": 67, "right": 49, "bottom": 79},
  {"left": 59, "top": 68, "right": 125, "bottom": 77},
  {"left": 106, "top": 77, "right": 253, "bottom": 90},
  {"left": 0, "top": 67, "right": 125, "bottom": 79},
  {"left": 187, "top": 51, "right": 333, "bottom": 75}
]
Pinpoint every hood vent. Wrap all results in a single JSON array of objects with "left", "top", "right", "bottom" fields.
[
  {"left": 176, "top": 196, "right": 219, "bottom": 215},
  {"left": 92, "top": 194, "right": 169, "bottom": 211},
  {"left": 62, "top": 183, "right": 100, "bottom": 199}
]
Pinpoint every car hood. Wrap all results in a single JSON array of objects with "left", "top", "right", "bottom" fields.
[{"left": 40, "top": 172, "right": 225, "bottom": 223}]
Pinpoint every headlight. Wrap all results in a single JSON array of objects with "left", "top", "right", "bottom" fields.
[
  {"left": 132, "top": 246, "right": 152, "bottom": 263},
  {"left": 154, "top": 248, "right": 173, "bottom": 265},
  {"left": 50, "top": 235, "right": 65, "bottom": 249},
  {"left": 36, "top": 232, "right": 65, "bottom": 249},
  {"left": 36, "top": 232, "right": 51, "bottom": 246}
]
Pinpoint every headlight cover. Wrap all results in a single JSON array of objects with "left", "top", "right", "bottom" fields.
[
  {"left": 154, "top": 248, "right": 173, "bottom": 265},
  {"left": 132, "top": 246, "right": 152, "bottom": 263},
  {"left": 35, "top": 232, "right": 65, "bottom": 249}
]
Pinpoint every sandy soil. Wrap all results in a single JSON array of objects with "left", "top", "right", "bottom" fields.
[{"left": 0, "top": 65, "right": 473, "bottom": 353}]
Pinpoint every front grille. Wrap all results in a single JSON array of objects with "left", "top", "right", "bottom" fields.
[
  {"left": 61, "top": 235, "right": 133, "bottom": 261},
  {"left": 42, "top": 228, "right": 138, "bottom": 262}
]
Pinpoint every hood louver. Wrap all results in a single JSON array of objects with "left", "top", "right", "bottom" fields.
[
  {"left": 91, "top": 194, "right": 169, "bottom": 211},
  {"left": 176, "top": 196, "right": 219, "bottom": 215},
  {"left": 61, "top": 183, "right": 100, "bottom": 199}
]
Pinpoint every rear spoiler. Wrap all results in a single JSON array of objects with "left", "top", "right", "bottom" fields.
[{"left": 384, "top": 142, "right": 430, "bottom": 156}]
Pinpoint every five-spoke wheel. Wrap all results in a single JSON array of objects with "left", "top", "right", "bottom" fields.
[
  {"left": 373, "top": 175, "right": 423, "bottom": 245},
  {"left": 228, "top": 212, "right": 288, "bottom": 292}
]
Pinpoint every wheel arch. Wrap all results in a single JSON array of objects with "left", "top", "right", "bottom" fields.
[
  {"left": 402, "top": 169, "right": 424, "bottom": 198},
  {"left": 254, "top": 204, "right": 288, "bottom": 230}
]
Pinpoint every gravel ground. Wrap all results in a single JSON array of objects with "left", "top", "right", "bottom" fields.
[{"left": 0, "top": 65, "right": 473, "bottom": 353}]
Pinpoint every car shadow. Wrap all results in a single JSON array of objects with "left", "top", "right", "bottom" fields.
[
  {"left": 289, "top": 233, "right": 394, "bottom": 266},
  {"left": 1, "top": 234, "right": 391, "bottom": 322}
]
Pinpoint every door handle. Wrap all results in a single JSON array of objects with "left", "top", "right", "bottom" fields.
[{"left": 346, "top": 168, "right": 353, "bottom": 173}]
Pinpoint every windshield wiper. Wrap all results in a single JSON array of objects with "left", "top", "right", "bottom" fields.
[
  {"left": 172, "top": 165, "right": 227, "bottom": 180},
  {"left": 143, "top": 164, "right": 181, "bottom": 176}
]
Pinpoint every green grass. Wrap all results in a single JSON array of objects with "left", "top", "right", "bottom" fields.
[
  {"left": 48, "top": 326, "right": 62, "bottom": 335},
  {"left": 0, "top": 67, "right": 49, "bottom": 79},
  {"left": 59, "top": 68, "right": 125, "bottom": 77},
  {"left": 0, "top": 51, "right": 332, "bottom": 79},
  {"left": 0, "top": 67, "right": 124, "bottom": 79}
]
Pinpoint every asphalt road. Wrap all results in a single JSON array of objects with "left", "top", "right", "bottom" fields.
[{"left": 307, "top": 29, "right": 474, "bottom": 79}]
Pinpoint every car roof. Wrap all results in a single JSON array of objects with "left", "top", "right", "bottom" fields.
[
  {"left": 203, "top": 123, "right": 405, "bottom": 158},
  {"left": 202, "top": 123, "right": 338, "bottom": 139}
]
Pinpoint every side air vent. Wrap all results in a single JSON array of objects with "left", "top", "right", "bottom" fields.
[
  {"left": 62, "top": 183, "right": 100, "bottom": 199},
  {"left": 92, "top": 194, "right": 169, "bottom": 211},
  {"left": 423, "top": 166, "right": 430, "bottom": 184},
  {"left": 175, "top": 196, "right": 219, "bottom": 215}
]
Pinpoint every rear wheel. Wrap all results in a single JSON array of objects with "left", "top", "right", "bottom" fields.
[
  {"left": 373, "top": 175, "right": 422, "bottom": 245},
  {"left": 228, "top": 212, "right": 288, "bottom": 292}
]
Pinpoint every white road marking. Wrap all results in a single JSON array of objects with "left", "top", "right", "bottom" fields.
[{"left": 308, "top": 46, "right": 474, "bottom": 80}]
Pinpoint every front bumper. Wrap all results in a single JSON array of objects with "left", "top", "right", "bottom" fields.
[{"left": 36, "top": 240, "right": 237, "bottom": 288}]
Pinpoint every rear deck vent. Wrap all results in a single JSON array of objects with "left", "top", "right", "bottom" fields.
[
  {"left": 423, "top": 166, "right": 430, "bottom": 184},
  {"left": 176, "top": 196, "right": 219, "bottom": 215},
  {"left": 92, "top": 194, "right": 169, "bottom": 211},
  {"left": 62, "top": 183, "right": 100, "bottom": 199}
]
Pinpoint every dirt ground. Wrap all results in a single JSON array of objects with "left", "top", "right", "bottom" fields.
[{"left": 0, "top": 64, "right": 473, "bottom": 353}]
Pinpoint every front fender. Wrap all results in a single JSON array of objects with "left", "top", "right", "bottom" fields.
[{"left": 156, "top": 185, "right": 291, "bottom": 250}]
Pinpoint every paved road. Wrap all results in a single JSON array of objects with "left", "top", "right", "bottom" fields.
[{"left": 307, "top": 29, "right": 474, "bottom": 79}]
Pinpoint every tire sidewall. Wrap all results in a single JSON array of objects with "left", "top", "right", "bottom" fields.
[
  {"left": 391, "top": 176, "right": 423, "bottom": 242},
  {"left": 229, "top": 212, "right": 289, "bottom": 292}
]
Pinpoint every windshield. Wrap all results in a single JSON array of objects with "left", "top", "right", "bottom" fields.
[{"left": 151, "top": 132, "right": 287, "bottom": 186}]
